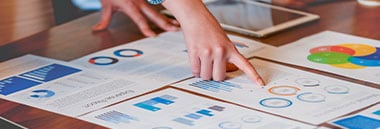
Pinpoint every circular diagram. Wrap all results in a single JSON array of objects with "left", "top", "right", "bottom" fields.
[
  {"left": 268, "top": 86, "right": 300, "bottom": 96},
  {"left": 218, "top": 121, "right": 242, "bottom": 129},
  {"left": 259, "top": 98, "right": 292, "bottom": 108},
  {"left": 295, "top": 78, "right": 320, "bottom": 87},
  {"left": 241, "top": 115, "right": 262, "bottom": 123},
  {"left": 30, "top": 90, "right": 55, "bottom": 98},
  {"left": 297, "top": 92, "right": 326, "bottom": 103},
  {"left": 114, "top": 49, "right": 143, "bottom": 57},
  {"left": 307, "top": 44, "right": 380, "bottom": 69},
  {"left": 324, "top": 85, "right": 349, "bottom": 94},
  {"left": 88, "top": 56, "right": 118, "bottom": 66}
]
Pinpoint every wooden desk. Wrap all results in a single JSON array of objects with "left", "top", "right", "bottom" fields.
[{"left": 0, "top": 0, "right": 379, "bottom": 128}]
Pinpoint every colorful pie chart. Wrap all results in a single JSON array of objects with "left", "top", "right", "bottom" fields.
[{"left": 307, "top": 44, "right": 380, "bottom": 69}]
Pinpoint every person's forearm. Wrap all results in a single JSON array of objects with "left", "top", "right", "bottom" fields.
[{"left": 162, "top": 0, "right": 223, "bottom": 35}]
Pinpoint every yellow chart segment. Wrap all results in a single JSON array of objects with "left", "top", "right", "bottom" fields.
[
  {"left": 338, "top": 44, "right": 377, "bottom": 56},
  {"left": 330, "top": 63, "right": 366, "bottom": 69}
]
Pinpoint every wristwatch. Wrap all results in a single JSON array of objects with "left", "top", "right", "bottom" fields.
[{"left": 146, "top": 0, "right": 165, "bottom": 5}]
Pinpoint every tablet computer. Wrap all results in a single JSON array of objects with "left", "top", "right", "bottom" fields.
[{"left": 163, "top": 0, "right": 320, "bottom": 38}]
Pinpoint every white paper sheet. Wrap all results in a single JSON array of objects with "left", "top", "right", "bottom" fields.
[
  {"left": 71, "top": 31, "right": 273, "bottom": 86},
  {"left": 0, "top": 55, "right": 164, "bottom": 117},
  {"left": 80, "top": 88, "right": 315, "bottom": 129},
  {"left": 256, "top": 31, "right": 380, "bottom": 84},
  {"left": 330, "top": 103, "right": 380, "bottom": 129},
  {"left": 173, "top": 59, "right": 380, "bottom": 125}
]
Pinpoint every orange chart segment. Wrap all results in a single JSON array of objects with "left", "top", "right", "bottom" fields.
[
  {"left": 338, "top": 44, "right": 376, "bottom": 56},
  {"left": 268, "top": 86, "right": 300, "bottom": 96}
]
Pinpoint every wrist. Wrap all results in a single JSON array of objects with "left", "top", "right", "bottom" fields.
[{"left": 162, "top": 0, "right": 221, "bottom": 31}]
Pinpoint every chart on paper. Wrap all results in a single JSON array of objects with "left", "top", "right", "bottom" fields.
[
  {"left": 0, "top": 55, "right": 164, "bottom": 117},
  {"left": 256, "top": 31, "right": 380, "bottom": 84},
  {"left": 71, "top": 31, "right": 273, "bottom": 86},
  {"left": 173, "top": 59, "right": 380, "bottom": 125},
  {"left": 80, "top": 88, "right": 315, "bottom": 129}
]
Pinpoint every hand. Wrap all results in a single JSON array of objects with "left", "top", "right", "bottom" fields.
[
  {"left": 163, "top": 0, "right": 265, "bottom": 86},
  {"left": 93, "top": 0, "right": 179, "bottom": 37},
  {"left": 272, "top": 0, "right": 316, "bottom": 8}
]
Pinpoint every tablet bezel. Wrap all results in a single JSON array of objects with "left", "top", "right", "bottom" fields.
[
  {"left": 162, "top": 0, "right": 320, "bottom": 38},
  {"left": 204, "top": 0, "right": 320, "bottom": 37}
]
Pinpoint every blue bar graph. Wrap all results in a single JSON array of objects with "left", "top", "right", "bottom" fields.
[
  {"left": 20, "top": 64, "right": 81, "bottom": 82},
  {"left": 95, "top": 110, "right": 138, "bottom": 124},
  {"left": 333, "top": 115, "right": 380, "bottom": 129},
  {"left": 0, "top": 76, "right": 41, "bottom": 95},
  {"left": 173, "top": 118, "right": 194, "bottom": 126},
  {"left": 185, "top": 113, "right": 202, "bottom": 120},
  {"left": 134, "top": 95, "right": 177, "bottom": 112},
  {"left": 173, "top": 105, "right": 225, "bottom": 126},
  {"left": 197, "top": 109, "right": 214, "bottom": 116},
  {"left": 189, "top": 80, "right": 242, "bottom": 93}
]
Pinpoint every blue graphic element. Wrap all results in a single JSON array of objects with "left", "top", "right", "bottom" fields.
[
  {"left": 173, "top": 118, "right": 194, "bottom": 126},
  {"left": 0, "top": 76, "right": 41, "bottom": 96},
  {"left": 20, "top": 64, "right": 81, "bottom": 82},
  {"left": 189, "top": 80, "right": 242, "bottom": 93},
  {"left": 30, "top": 90, "right": 55, "bottom": 98},
  {"left": 297, "top": 92, "right": 326, "bottom": 103},
  {"left": 356, "top": 48, "right": 380, "bottom": 60},
  {"left": 373, "top": 110, "right": 380, "bottom": 116},
  {"left": 174, "top": 105, "right": 224, "bottom": 126},
  {"left": 333, "top": 115, "right": 380, "bottom": 129},
  {"left": 185, "top": 113, "right": 202, "bottom": 120},
  {"left": 134, "top": 95, "right": 177, "bottom": 112},
  {"left": 349, "top": 57, "right": 380, "bottom": 66},
  {"left": 259, "top": 98, "right": 292, "bottom": 108},
  {"left": 114, "top": 49, "right": 143, "bottom": 57},
  {"left": 95, "top": 110, "right": 139, "bottom": 124},
  {"left": 197, "top": 109, "right": 214, "bottom": 116}
]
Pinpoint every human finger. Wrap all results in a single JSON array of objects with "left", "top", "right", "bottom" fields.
[
  {"left": 139, "top": 4, "right": 179, "bottom": 32},
  {"left": 200, "top": 50, "right": 213, "bottom": 80},
  {"left": 212, "top": 48, "right": 227, "bottom": 81},
  {"left": 92, "top": 0, "right": 113, "bottom": 31},
  {"left": 188, "top": 50, "right": 201, "bottom": 78},
  {"left": 229, "top": 53, "right": 265, "bottom": 86},
  {"left": 119, "top": 2, "right": 156, "bottom": 37}
]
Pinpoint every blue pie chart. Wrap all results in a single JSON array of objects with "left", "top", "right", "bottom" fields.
[{"left": 30, "top": 90, "right": 55, "bottom": 98}]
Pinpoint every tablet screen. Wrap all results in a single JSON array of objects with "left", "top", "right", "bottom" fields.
[{"left": 205, "top": 0, "right": 305, "bottom": 31}]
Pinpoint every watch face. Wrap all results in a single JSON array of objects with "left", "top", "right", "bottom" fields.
[{"left": 147, "top": 0, "right": 165, "bottom": 5}]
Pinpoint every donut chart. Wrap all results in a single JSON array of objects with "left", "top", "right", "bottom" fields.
[
  {"left": 114, "top": 49, "right": 143, "bottom": 57},
  {"left": 259, "top": 98, "right": 292, "bottom": 108},
  {"left": 268, "top": 86, "right": 300, "bottom": 96},
  {"left": 297, "top": 92, "right": 326, "bottom": 103},
  {"left": 88, "top": 56, "right": 119, "bottom": 66},
  {"left": 241, "top": 115, "right": 262, "bottom": 123},
  {"left": 307, "top": 44, "right": 380, "bottom": 69},
  {"left": 324, "top": 85, "right": 349, "bottom": 94}
]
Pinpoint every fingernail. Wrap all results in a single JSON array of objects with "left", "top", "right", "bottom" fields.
[{"left": 258, "top": 78, "right": 265, "bottom": 86}]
